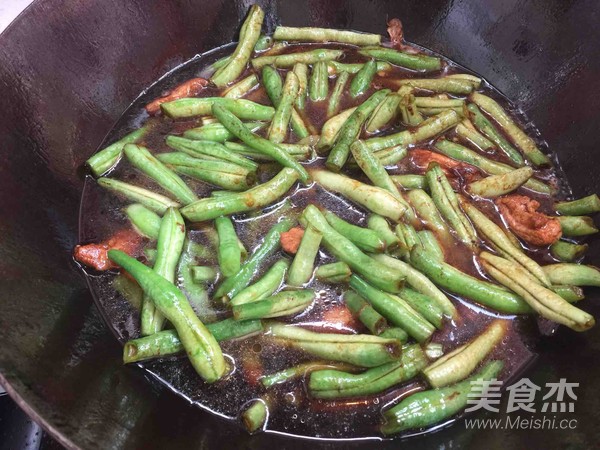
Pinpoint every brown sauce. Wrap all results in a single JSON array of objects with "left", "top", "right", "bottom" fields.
[{"left": 78, "top": 40, "right": 577, "bottom": 440}]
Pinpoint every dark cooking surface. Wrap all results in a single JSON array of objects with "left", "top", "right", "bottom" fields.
[{"left": 1, "top": 0, "right": 600, "bottom": 448}]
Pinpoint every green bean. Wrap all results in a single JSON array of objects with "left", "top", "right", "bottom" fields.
[
  {"left": 310, "top": 169, "right": 408, "bottom": 221},
  {"left": 324, "top": 210, "right": 386, "bottom": 253},
  {"left": 373, "top": 145, "right": 409, "bottom": 167},
  {"left": 434, "top": 139, "right": 553, "bottom": 194},
  {"left": 260, "top": 362, "right": 356, "bottom": 388},
  {"left": 268, "top": 322, "right": 402, "bottom": 367},
  {"left": 326, "top": 89, "right": 390, "bottom": 170},
  {"left": 543, "top": 263, "right": 600, "bottom": 287},
  {"left": 231, "top": 260, "right": 289, "bottom": 305},
  {"left": 315, "top": 262, "right": 352, "bottom": 283},
  {"left": 349, "top": 59, "right": 376, "bottom": 98},
  {"left": 141, "top": 208, "right": 186, "bottom": 335},
  {"left": 468, "top": 167, "right": 533, "bottom": 197},
  {"left": 394, "top": 77, "right": 476, "bottom": 94},
  {"left": 124, "top": 318, "right": 262, "bottom": 363},
  {"left": 372, "top": 253, "right": 456, "bottom": 318},
  {"left": 409, "top": 245, "right": 530, "bottom": 314},
  {"left": 460, "top": 198, "right": 550, "bottom": 286},
  {"left": 350, "top": 140, "right": 402, "bottom": 199},
  {"left": 480, "top": 252, "right": 594, "bottom": 331},
  {"left": 308, "top": 61, "right": 329, "bottom": 102},
  {"left": 211, "top": 5, "right": 264, "bottom": 87},
  {"left": 177, "top": 238, "right": 216, "bottom": 322},
  {"left": 365, "top": 93, "right": 401, "bottom": 132},
  {"left": 397, "top": 86, "right": 423, "bottom": 126},
  {"left": 126, "top": 204, "right": 161, "bottom": 239},
  {"left": 223, "top": 141, "right": 312, "bottom": 162},
  {"left": 550, "top": 240, "right": 588, "bottom": 262},
  {"left": 380, "top": 327, "right": 409, "bottom": 341},
  {"left": 396, "top": 223, "right": 420, "bottom": 251},
  {"left": 555, "top": 194, "right": 600, "bottom": 216},
  {"left": 97, "top": 178, "right": 180, "bottom": 214},
  {"left": 426, "top": 164, "right": 477, "bottom": 248},
  {"left": 161, "top": 97, "right": 275, "bottom": 120},
  {"left": 417, "top": 230, "right": 445, "bottom": 263},
  {"left": 214, "top": 218, "right": 293, "bottom": 300},
  {"left": 455, "top": 119, "right": 496, "bottom": 152},
  {"left": 302, "top": 205, "right": 405, "bottom": 293},
  {"left": 156, "top": 152, "right": 253, "bottom": 176},
  {"left": 553, "top": 285, "right": 585, "bottom": 303},
  {"left": 364, "top": 109, "right": 460, "bottom": 153},
  {"left": 123, "top": 144, "right": 198, "bottom": 204},
  {"left": 210, "top": 55, "right": 231, "bottom": 72},
  {"left": 350, "top": 276, "right": 435, "bottom": 342},
  {"left": 406, "top": 189, "right": 452, "bottom": 242},
  {"left": 309, "top": 344, "right": 427, "bottom": 399},
  {"left": 223, "top": 74, "right": 259, "bottom": 98},
  {"left": 367, "top": 215, "right": 401, "bottom": 251},
  {"left": 254, "top": 34, "right": 273, "bottom": 52},
  {"left": 466, "top": 103, "right": 524, "bottom": 166},
  {"left": 380, "top": 360, "right": 503, "bottom": 435},
  {"left": 241, "top": 398, "right": 268, "bottom": 433},
  {"left": 273, "top": 26, "right": 381, "bottom": 46},
  {"left": 317, "top": 107, "right": 356, "bottom": 153},
  {"left": 233, "top": 290, "right": 314, "bottom": 320},
  {"left": 114, "top": 273, "right": 143, "bottom": 310},
  {"left": 288, "top": 226, "right": 322, "bottom": 286},
  {"left": 191, "top": 266, "right": 218, "bottom": 283},
  {"left": 327, "top": 71, "right": 350, "bottom": 117},
  {"left": 391, "top": 174, "right": 428, "bottom": 190},
  {"left": 558, "top": 216, "right": 599, "bottom": 236},
  {"left": 470, "top": 92, "right": 549, "bottom": 166},
  {"left": 423, "top": 320, "right": 506, "bottom": 388},
  {"left": 251, "top": 48, "right": 344, "bottom": 69},
  {"left": 344, "top": 291, "right": 388, "bottom": 335},
  {"left": 181, "top": 168, "right": 298, "bottom": 221},
  {"left": 215, "top": 216, "right": 241, "bottom": 278},
  {"left": 293, "top": 63, "right": 309, "bottom": 110},
  {"left": 108, "top": 250, "right": 226, "bottom": 381},
  {"left": 175, "top": 166, "right": 255, "bottom": 191},
  {"left": 182, "top": 122, "right": 265, "bottom": 145},
  {"left": 268, "top": 71, "right": 299, "bottom": 143},
  {"left": 327, "top": 60, "right": 392, "bottom": 75},
  {"left": 398, "top": 287, "right": 444, "bottom": 329},
  {"left": 414, "top": 97, "right": 465, "bottom": 109},
  {"left": 212, "top": 104, "right": 309, "bottom": 182},
  {"left": 86, "top": 125, "right": 151, "bottom": 176},
  {"left": 359, "top": 47, "right": 442, "bottom": 72}
]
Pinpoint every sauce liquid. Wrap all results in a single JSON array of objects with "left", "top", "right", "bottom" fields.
[{"left": 78, "top": 40, "right": 573, "bottom": 440}]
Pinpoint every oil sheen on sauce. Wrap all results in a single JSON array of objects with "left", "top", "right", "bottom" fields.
[{"left": 78, "top": 40, "right": 571, "bottom": 440}]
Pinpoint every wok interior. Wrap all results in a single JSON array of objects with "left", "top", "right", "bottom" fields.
[{"left": 0, "top": 0, "right": 599, "bottom": 448}]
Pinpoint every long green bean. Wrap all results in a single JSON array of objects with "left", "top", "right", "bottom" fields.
[
  {"left": 126, "top": 204, "right": 161, "bottom": 239},
  {"left": 394, "top": 77, "right": 477, "bottom": 94},
  {"left": 555, "top": 194, "right": 600, "bottom": 216},
  {"left": 162, "top": 97, "right": 274, "bottom": 120},
  {"left": 406, "top": 189, "right": 452, "bottom": 242},
  {"left": 391, "top": 174, "right": 428, "bottom": 190},
  {"left": 108, "top": 250, "right": 226, "bottom": 382},
  {"left": 212, "top": 104, "right": 309, "bottom": 182},
  {"left": 315, "top": 261, "right": 352, "bottom": 283},
  {"left": 87, "top": 126, "right": 151, "bottom": 177},
  {"left": 367, "top": 215, "right": 400, "bottom": 251},
  {"left": 97, "top": 177, "right": 180, "bottom": 214},
  {"left": 211, "top": 5, "right": 264, "bottom": 87},
  {"left": 557, "top": 216, "right": 599, "bottom": 236},
  {"left": 350, "top": 140, "right": 402, "bottom": 199},
  {"left": 365, "top": 92, "right": 401, "bottom": 132},
  {"left": 231, "top": 260, "right": 289, "bottom": 305},
  {"left": 301, "top": 205, "right": 405, "bottom": 293},
  {"left": 324, "top": 210, "right": 385, "bottom": 253},
  {"left": 293, "top": 63, "right": 309, "bottom": 110},
  {"left": 310, "top": 170, "right": 408, "bottom": 221},
  {"left": 471, "top": 92, "right": 550, "bottom": 166},
  {"left": 288, "top": 226, "right": 322, "bottom": 286},
  {"left": 182, "top": 121, "right": 265, "bottom": 144},
  {"left": 273, "top": 26, "right": 381, "bottom": 46},
  {"left": 326, "top": 89, "right": 390, "bottom": 171},
  {"left": 359, "top": 47, "right": 442, "bottom": 72},
  {"left": 349, "top": 60, "right": 377, "bottom": 98},
  {"left": 260, "top": 361, "right": 356, "bottom": 388},
  {"left": 214, "top": 218, "right": 293, "bottom": 300},
  {"left": 398, "top": 287, "right": 444, "bottom": 329},
  {"left": 309, "top": 61, "right": 329, "bottom": 102},
  {"left": 380, "top": 360, "right": 503, "bottom": 435},
  {"left": 215, "top": 216, "right": 241, "bottom": 277},
  {"left": 344, "top": 291, "right": 388, "bottom": 335},
  {"left": 171, "top": 165, "right": 254, "bottom": 191},
  {"left": 268, "top": 71, "right": 299, "bottom": 143},
  {"left": 141, "top": 207, "right": 186, "bottom": 335},
  {"left": 233, "top": 290, "right": 315, "bottom": 320},
  {"left": 156, "top": 152, "right": 253, "bottom": 176},
  {"left": 550, "top": 240, "right": 588, "bottom": 262},
  {"left": 317, "top": 107, "right": 356, "bottom": 153},
  {"left": 167, "top": 135, "right": 258, "bottom": 170},
  {"left": 327, "top": 60, "right": 392, "bottom": 75},
  {"left": 251, "top": 49, "right": 345, "bottom": 69},
  {"left": 327, "top": 71, "right": 350, "bottom": 117},
  {"left": 455, "top": 119, "right": 496, "bottom": 152},
  {"left": 543, "top": 263, "right": 600, "bottom": 287},
  {"left": 123, "top": 144, "right": 198, "bottom": 205},
  {"left": 467, "top": 167, "right": 533, "bottom": 197},
  {"left": 268, "top": 322, "right": 402, "bottom": 367}
]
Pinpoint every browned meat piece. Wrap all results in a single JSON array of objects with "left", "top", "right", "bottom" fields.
[
  {"left": 496, "top": 194, "right": 562, "bottom": 246},
  {"left": 387, "top": 18, "right": 419, "bottom": 53},
  {"left": 280, "top": 227, "right": 305, "bottom": 254},
  {"left": 73, "top": 229, "right": 143, "bottom": 271},
  {"left": 145, "top": 77, "right": 209, "bottom": 115}
]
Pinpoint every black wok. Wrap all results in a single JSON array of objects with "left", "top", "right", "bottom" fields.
[{"left": 1, "top": 0, "right": 600, "bottom": 448}]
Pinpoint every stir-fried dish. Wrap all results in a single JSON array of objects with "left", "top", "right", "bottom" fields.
[{"left": 75, "top": 5, "right": 600, "bottom": 438}]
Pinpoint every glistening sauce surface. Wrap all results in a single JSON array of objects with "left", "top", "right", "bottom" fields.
[{"left": 79, "top": 41, "right": 570, "bottom": 439}]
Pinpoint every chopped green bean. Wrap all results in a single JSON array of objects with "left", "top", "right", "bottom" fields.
[
  {"left": 288, "top": 226, "right": 322, "bottom": 286},
  {"left": 558, "top": 216, "right": 599, "bottom": 236},
  {"left": 231, "top": 260, "right": 289, "bottom": 305},
  {"left": 86, "top": 125, "right": 151, "bottom": 176},
  {"left": 251, "top": 49, "right": 344, "bottom": 69},
  {"left": 97, "top": 177, "right": 180, "bottom": 214},
  {"left": 359, "top": 47, "right": 442, "bottom": 72},
  {"left": 555, "top": 194, "right": 600, "bottom": 216},
  {"left": 327, "top": 71, "right": 350, "bottom": 118},
  {"left": 273, "top": 26, "right": 381, "bottom": 46}
]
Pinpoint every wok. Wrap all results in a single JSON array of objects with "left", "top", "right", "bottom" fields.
[{"left": 1, "top": 0, "right": 600, "bottom": 448}]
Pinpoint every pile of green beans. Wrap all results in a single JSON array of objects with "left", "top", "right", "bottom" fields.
[{"left": 81, "top": 8, "right": 600, "bottom": 438}]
